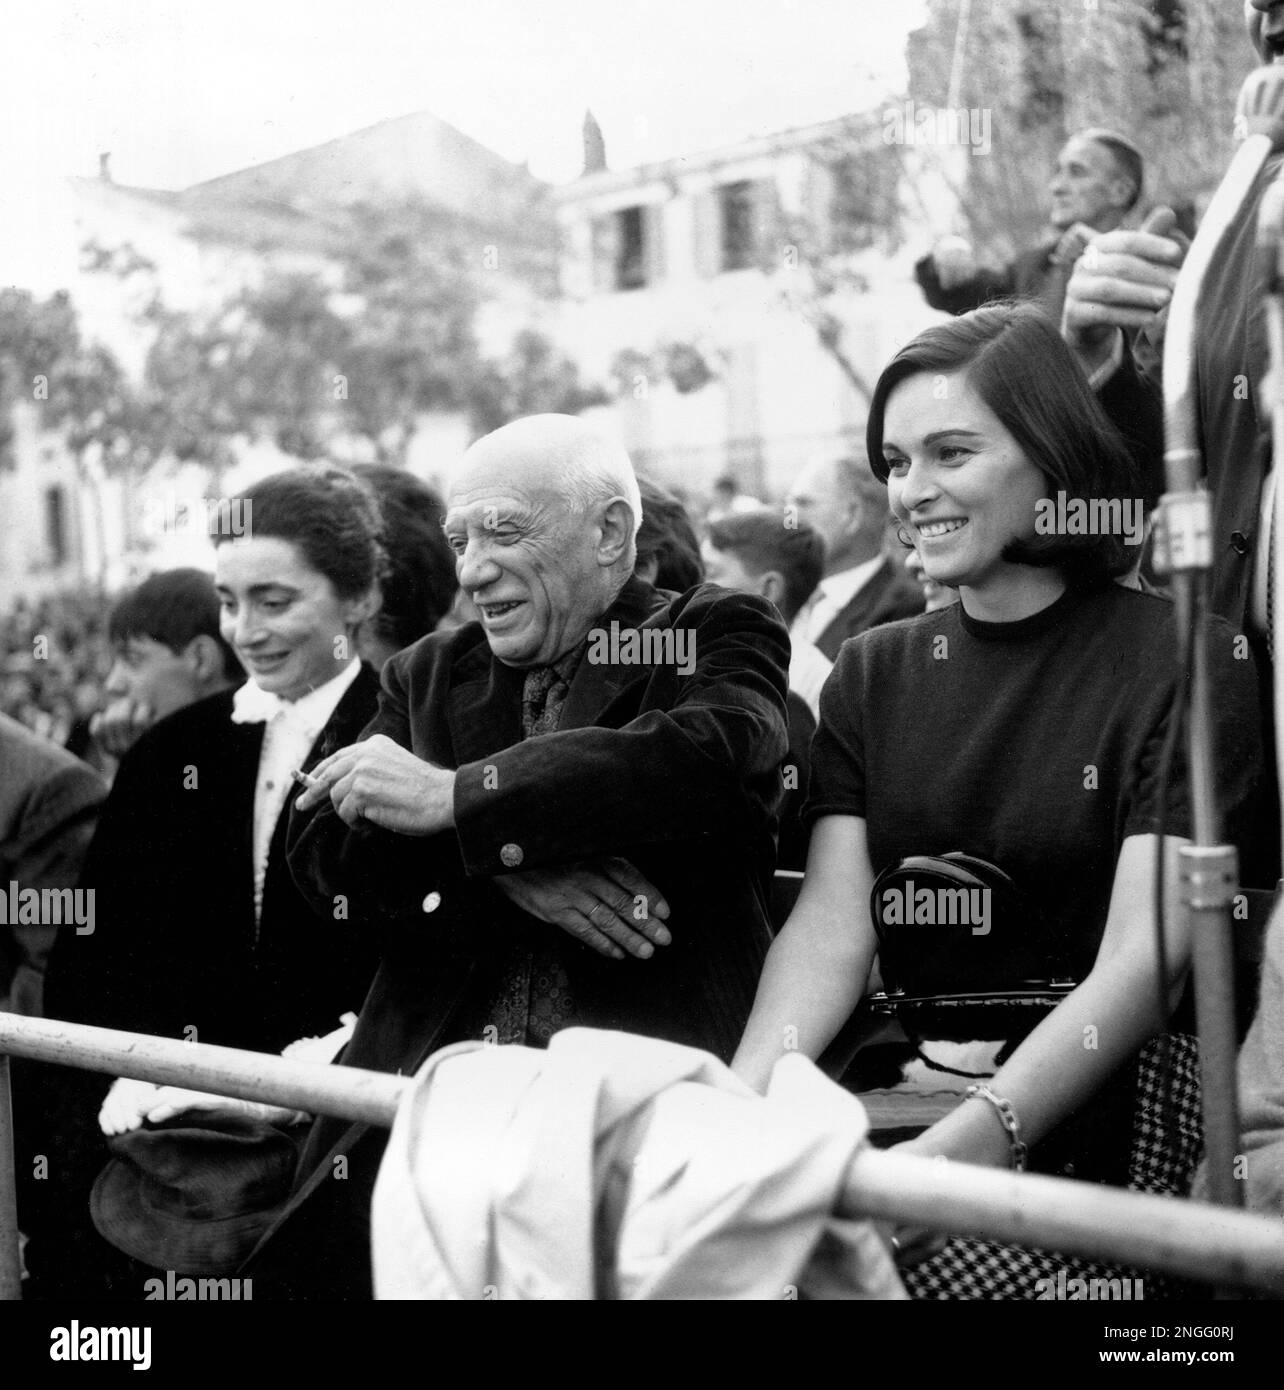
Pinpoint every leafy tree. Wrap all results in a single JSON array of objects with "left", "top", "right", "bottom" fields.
[
  {"left": 0, "top": 289, "right": 77, "bottom": 468},
  {"left": 607, "top": 339, "right": 723, "bottom": 400},
  {"left": 0, "top": 286, "right": 149, "bottom": 584},
  {"left": 140, "top": 274, "right": 344, "bottom": 478},
  {"left": 468, "top": 328, "right": 609, "bottom": 437},
  {"left": 0, "top": 287, "right": 141, "bottom": 472},
  {"left": 107, "top": 198, "right": 597, "bottom": 472},
  {"left": 329, "top": 200, "right": 485, "bottom": 462},
  {"left": 693, "top": 0, "right": 1247, "bottom": 403},
  {"left": 905, "top": 0, "right": 1245, "bottom": 259}
]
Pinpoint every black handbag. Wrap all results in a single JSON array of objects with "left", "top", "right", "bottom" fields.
[{"left": 867, "top": 852, "right": 1077, "bottom": 1042}]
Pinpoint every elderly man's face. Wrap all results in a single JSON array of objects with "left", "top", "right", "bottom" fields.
[
  {"left": 1047, "top": 135, "right": 1130, "bottom": 231},
  {"left": 786, "top": 459, "right": 852, "bottom": 558},
  {"left": 444, "top": 463, "right": 610, "bottom": 667}
]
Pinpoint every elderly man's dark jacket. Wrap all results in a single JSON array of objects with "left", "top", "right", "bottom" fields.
[{"left": 246, "top": 576, "right": 790, "bottom": 1297}]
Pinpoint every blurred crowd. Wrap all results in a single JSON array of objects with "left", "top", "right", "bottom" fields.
[{"left": 1, "top": 592, "right": 115, "bottom": 769}]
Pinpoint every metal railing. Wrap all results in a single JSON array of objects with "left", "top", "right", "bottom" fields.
[
  {"left": 2, "top": 1010, "right": 1284, "bottom": 1301},
  {"left": 0, "top": 1012, "right": 410, "bottom": 1302}
]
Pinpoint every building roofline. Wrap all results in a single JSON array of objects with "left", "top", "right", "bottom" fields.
[
  {"left": 182, "top": 107, "right": 546, "bottom": 199},
  {"left": 554, "top": 108, "right": 886, "bottom": 203},
  {"left": 67, "top": 176, "right": 183, "bottom": 207}
]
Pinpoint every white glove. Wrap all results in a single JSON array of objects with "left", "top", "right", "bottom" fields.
[
  {"left": 281, "top": 1013, "right": 357, "bottom": 1065},
  {"left": 97, "top": 1014, "right": 357, "bottom": 1134},
  {"left": 139, "top": 1086, "right": 308, "bottom": 1128},
  {"left": 933, "top": 236, "right": 976, "bottom": 290},
  {"left": 98, "top": 1077, "right": 163, "bottom": 1136}
]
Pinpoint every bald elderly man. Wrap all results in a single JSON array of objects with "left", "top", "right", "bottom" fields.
[{"left": 246, "top": 415, "right": 791, "bottom": 1298}]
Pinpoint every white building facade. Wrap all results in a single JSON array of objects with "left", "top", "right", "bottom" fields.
[{"left": 555, "top": 113, "right": 951, "bottom": 503}]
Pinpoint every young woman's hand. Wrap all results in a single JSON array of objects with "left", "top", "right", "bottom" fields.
[{"left": 875, "top": 1217, "right": 948, "bottom": 1270}]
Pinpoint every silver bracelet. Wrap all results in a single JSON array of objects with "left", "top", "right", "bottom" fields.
[{"left": 964, "top": 1083, "right": 1028, "bottom": 1172}]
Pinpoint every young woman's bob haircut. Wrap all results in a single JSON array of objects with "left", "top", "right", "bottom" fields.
[{"left": 866, "top": 302, "right": 1142, "bottom": 584}]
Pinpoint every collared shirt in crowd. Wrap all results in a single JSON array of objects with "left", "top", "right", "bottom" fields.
[
  {"left": 791, "top": 556, "right": 885, "bottom": 648},
  {"left": 788, "top": 638, "right": 833, "bottom": 724}
]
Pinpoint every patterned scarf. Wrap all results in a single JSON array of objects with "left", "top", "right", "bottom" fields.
[
  {"left": 520, "top": 644, "right": 584, "bottom": 739},
  {"left": 486, "top": 640, "right": 589, "bottom": 1045}
]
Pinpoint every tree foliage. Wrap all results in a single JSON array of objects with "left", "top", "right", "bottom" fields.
[
  {"left": 116, "top": 198, "right": 601, "bottom": 472},
  {"left": 0, "top": 287, "right": 140, "bottom": 472},
  {"left": 743, "top": 0, "right": 1247, "bottom": 401},
  {"left": 469, "top": 328, "right": 609, "bottom": 437},
  {"left": 907, "top": 0, "right": 1246, "bottom": 258}
]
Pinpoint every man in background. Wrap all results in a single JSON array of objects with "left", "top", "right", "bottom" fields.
[
  {"left": 917, "top": 128, "right": 1145, "bottom": 323},
  {"left": 91, "top": 568, "right": 242, "bottom": 760},
  {"left": 702, "top": 508, "right": 830, "bottom": 721},
  {"left": 705, "top": 472, "right": 761, "bottom": 525},
  {"left": 1, "top": 710, "right": 105, "bottom": 1292},
  {"left": 0, "top": 714, "right": 105, "bottom": 1018},
  {"left": 786, "top": 456, "right": 923, "bottom": 662},
  {"left": 702, "top": 507, "right": 827, "bottom": 870}
]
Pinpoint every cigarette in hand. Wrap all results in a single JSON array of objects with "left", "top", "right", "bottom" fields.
[{"left": 291, "top": 768, "right": 320, "bottom": 791}]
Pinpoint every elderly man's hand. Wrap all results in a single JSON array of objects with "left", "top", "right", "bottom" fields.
[
  {"left": 494, "top": 856, "right": 672, "bottom": 960},
  {"left": 932, "top": 235, "right": 977, "bottom": 291},
  {"left": 294, "top": 733, "right": 455, "bottom": 835},
  {"left": 1062, "top": 206, "right": 1187, "bottom": 372},
  {"left": 90, "top": 698, "right": 154, "bottom": 759},
  {"left": 1049, "top": 221, "right": 1098, "bottom": 270}
]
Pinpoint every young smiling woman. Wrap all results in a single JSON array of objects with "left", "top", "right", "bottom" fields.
[{"left": 731, "top": 304, "right": 1273, "bottom": 1298}]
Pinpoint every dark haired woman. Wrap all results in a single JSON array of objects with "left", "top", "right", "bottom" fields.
[
  {"left": 349, "top": 463, "right": 457, "bottom": 667},
  {"left": 29, "top": 468, "right": 390, "bottom": 1295},
  {"left": 60, "top": 465, "right": 388, "bottom": 1058},
  {"left": 634, "top": 474, "right": 703, "bottom": 593},
  {"left": 732, "top": 304, "right": 1270, "bottom": 1297}
]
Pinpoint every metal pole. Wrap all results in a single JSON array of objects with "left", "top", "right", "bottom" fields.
[
  {"left": 0, "top": 1013, "right": 408, "bottom": 1128},
  {"left": 1156, "top": 101, "right": 1275, "bottom": 1228},
  {"left": 1183, "top": 843, "right": 1243, "bottom": 1217},
  {"left": 0, "top": 1056, "right": 22, "bottom": 1301},
  {"left": 4, "top": 1012, "right": 1284, "bottom": 1295},
  {"left": 842, "top": 1147, "right": 1284, "bottom": 1296}
]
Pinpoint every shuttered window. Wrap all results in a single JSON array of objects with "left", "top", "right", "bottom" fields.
[
  {"left": 720, "top": 180, "right": 758, "bottom": 270},
  {"left": 592, "top": 205, "right": 662, "bottom": 291},
  {"left": 615, "top": 206, "right": 646, "bottom": 289},
  {"left": 44, "top": 485, "right": 68, "bottom": 566}
]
